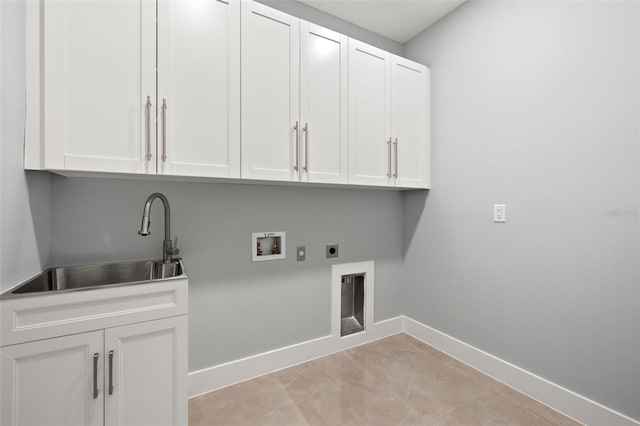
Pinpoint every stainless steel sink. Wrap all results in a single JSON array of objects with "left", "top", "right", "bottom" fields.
[{"left": 2, "top": 259, "right": 186, "bottom": 298}]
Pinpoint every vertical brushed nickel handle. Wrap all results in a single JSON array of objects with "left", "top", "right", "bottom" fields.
[
  {"left": 145, "top": 96, "right": 153, "bottom": 161},
  {"left": 108, "top": 350, "right": 114, "bottom": 395},
  {"left": 161, "top": 99, "right": 167, "bottom": 162},
  {"left": 293, "top": 121, "right": 299, "bottom": 171},
  {"left": 393, "top": 137, "right": 398, "bottom": 178},
  {"left": 92, "top": 353, "right": 99, "bottom": 399},
  {"left": 386, "top": 138, "right": 392, "bottom": 177},
  {"left": 303, "top": 123, "right": 308, "bottom": 172}
]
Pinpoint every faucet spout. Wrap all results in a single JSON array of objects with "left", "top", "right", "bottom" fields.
[{"left": 138, "top": 193, "right": 178, "bottom": 263}]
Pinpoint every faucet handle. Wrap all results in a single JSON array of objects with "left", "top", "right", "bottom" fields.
[{"left": 169, "top": 237, "right": 180, "bottom": 256}]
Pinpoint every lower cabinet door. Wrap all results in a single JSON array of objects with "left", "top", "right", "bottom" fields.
[
  {"left": 0, "top": 330, "right": 104, "bottom": 426},
  {"left": 104, "top": 315, "right": 188, "bottom": 426}
]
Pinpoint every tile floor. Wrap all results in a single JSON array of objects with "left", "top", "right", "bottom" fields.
[{"left": 189, "top": 333, "right": 579, "bottom": 426}]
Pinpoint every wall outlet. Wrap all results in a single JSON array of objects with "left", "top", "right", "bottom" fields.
[
  {"left": 494, "top": 204, "right": 506, "bottom": 223},
  {"left": 297, "top": 246, "right": 306, "bottom": 261},
  {"left": 326, "top": 244, "right": 339, "bottom": 258}
]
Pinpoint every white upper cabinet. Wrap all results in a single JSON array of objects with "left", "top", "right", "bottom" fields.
[
  {"left": 241, "top": 4, "right": 347, "bottom": 184},
  {"left": 157, "top": 0, "right": 240, "bottom": 178},
  {"left": 391, "top": 56, "right": 430, "bottom": 189},
  {"left": 348, "top": 39, "right": 392, "bottom": 186},
  {"left": 26, "top": 0, "right": 240, "bottom": 178},
  {"left": 241, "top": 2, "right": 300, "bottom": 181},
  {"left": 25, "top": 0, "right": 428, "bottom": 189},
  {"left": 348, "top": 41, "right": 430, "bottom": 189},
  {"left": 299, "top": 22, "right": 348, "bottom": 184},
  {"left": 26, "top": 0, "right": 156, "bottom": 174}
]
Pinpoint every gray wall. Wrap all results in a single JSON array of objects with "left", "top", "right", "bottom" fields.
[
  {"left": 403, "top": 0, "right": 640, "bottom": 420},
  {"left": 0, "top": 0, "right": 51, "bottom": 293},
  {"left": 49, "top": 178, "right": 404, "bottom": 370},
  {"left": 258, "top": 0, "right": 404, "bottom": 55}
]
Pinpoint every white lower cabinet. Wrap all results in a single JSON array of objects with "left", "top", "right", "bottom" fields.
[
  {"left": 1, "top": 316, "right": 187, "bottom": 426},
  {"left": 0, "top": 280, "right": 188, "bottom": 426},
  {"left": 105, "top": 316, "right": 187, "bottom": 426},
  {"left": 0, "top": 331, "right": 105, "bottom": 426}
]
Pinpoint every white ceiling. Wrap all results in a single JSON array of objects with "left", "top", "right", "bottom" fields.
[{"left": 297, "top": 0, "right": 467, "bottom": 43}]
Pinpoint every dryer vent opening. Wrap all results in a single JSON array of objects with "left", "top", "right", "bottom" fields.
[{"left": 341, "top": 274, "right": 365, "bottom": 337}]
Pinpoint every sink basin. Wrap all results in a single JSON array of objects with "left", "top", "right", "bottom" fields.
[{"left": 2, "top": 259, "right": 186, "bottom": 298}]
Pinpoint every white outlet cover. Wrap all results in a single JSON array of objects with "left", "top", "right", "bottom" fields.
[{"left": 494, "top": 204, "right": 506, "bottom": 223}]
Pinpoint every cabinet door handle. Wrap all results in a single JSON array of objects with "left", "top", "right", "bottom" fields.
[
  {"left": 145, "top": 96, "right": 153, "bottom": 161},
  {"left": 293, "top": 122, "right": 299, "bottom": 171},
  {"left": 108, "top": 350, "right": 114, "bottom": 395},
  {"left": 386, "top": 138, "right": 392, "bottom": 177},
  {"left": 393, "top": 138, "right": 398, "bottom": 178},
  {"left": 92, "top": 353, "right": 99, "bottom": 399},
  {"left": 161, "top": 99, "right": 167, "bottom": 162},
  {"left": 303, "top": 123, "right": 308, "bottom": 172}
]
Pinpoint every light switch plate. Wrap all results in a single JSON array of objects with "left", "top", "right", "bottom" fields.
[{"left": 494, "top": 204, "right": 506, "bottom": 223}]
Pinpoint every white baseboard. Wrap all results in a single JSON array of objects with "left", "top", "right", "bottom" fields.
[
  {"left": 403, "top": 317, "right": 639, "bottom": 426},
  {"left": 188, "top": 316, "right": 404, "bottom": 398},
  {"left": 189, "top": 315, "right": 638, "bottom": 426}
]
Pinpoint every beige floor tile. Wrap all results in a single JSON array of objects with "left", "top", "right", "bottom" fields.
[
  {"left": 189, "top": 334, "right": 579, "bottom": 426},
  {"left": 189, "top": 375, "right": 309, "bottom": 426},
  {"left": 349, "top": 334, "right": 503, "bottom": 419},
  {"left": 280, "top": 366, "right": 424, "bottom": 425},
  {"left": 437, "top": 389, "right": 575, "bottom": 426}
]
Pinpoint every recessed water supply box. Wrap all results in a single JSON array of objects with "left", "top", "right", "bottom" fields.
[
  {"left": 252, "top": 232, "right": 286, "bottom": 262},
  {"left": 341, "top": 273, "right": 365, "bottom": 336},
  {"left": 331, "top": 261, "right": 374, "bottom": 338}
]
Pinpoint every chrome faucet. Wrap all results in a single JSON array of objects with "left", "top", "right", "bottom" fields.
[{"left": 138, "top": 193, "right": 179, "bottom": 263}]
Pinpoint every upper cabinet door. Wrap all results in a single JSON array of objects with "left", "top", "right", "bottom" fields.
[
  {"left": 104, "top": 316, "right": 187, "bottom": 426},
  {"left": 0, "top": 331, "right": 104, "bottom": 426},
  {"left": 36, "top": 0, "right": 156, "bottom": 174},
  {"left": 348, "top": 39, "right": 391, "bottom": 186},
  {"left": 157, "top": 0, "right": 240, "bottom": 178},
  {"left": 391, "top": 56, "right": 430, "bottom": 189},
  {"left": 299, "top": 22, "right": 348, "bottom": 184},
  {"left": 241, "top": 1, "right": 300, "bottom": 181}
]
